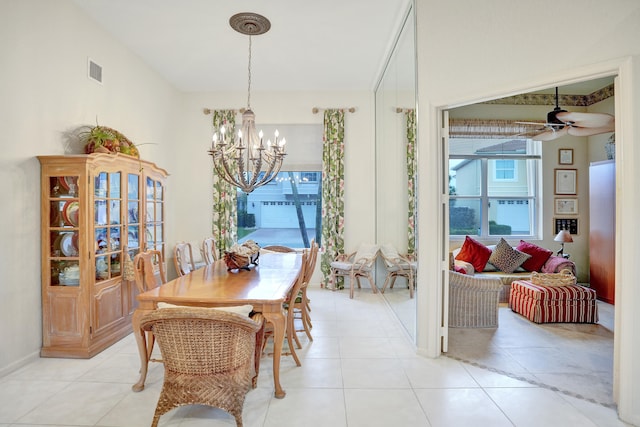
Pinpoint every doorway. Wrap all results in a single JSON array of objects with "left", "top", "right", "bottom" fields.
[{"left": 442, "top": 77, "right": 616, "bottom": 406}]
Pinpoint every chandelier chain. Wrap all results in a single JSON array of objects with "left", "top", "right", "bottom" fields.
[
  {"left": 209, "top": 13, "right": 285, "bottom": 194},
  {"left": 247, "top": 36, "right": 252, "bottom": 110}
]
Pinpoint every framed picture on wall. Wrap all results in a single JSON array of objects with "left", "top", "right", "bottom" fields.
[
  {"left": 559, "top": 148, "right": 574, "bottom": 165},
  {"left": 554, "top": 218, "right": 578, "bottom": 235},
  {"left": 555, "top": 198, "right": 578, "bottom": 215},
  {"left": 555, "top": 168, "right": 577, "bottom": 195}
]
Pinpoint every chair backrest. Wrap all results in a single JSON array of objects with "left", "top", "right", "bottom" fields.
[
  {"left": 380, "top": 243, "right": 400, "bottom": 259},
  {"left": 380, "top": 243, "right": 401, "bottom": 267},
  {"left": 140, "top": 307, "right": 262, "bottom": 375},
  {"left": 201, "top": 237, "right": 218, "bottom": 265},
  {"left": 287, "top": 251, "right": 308, "bottom": 304},
  {"left": 133, "top": 250, "right": 167, "bottom": 293},
  {"left": 303, "top": 240, "right": 319, "bottom": 284},
  {"left": 262, "top": 245, "right": 295, "bottom": 253},
  {"left": 354, "top": 243, "right": 379, "bottom": 266},
  {"left": 174, "top": 241, "right": 196, "bottom": 276}
]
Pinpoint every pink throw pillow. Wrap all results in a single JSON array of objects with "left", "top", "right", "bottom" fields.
[
  {"left": 516, "top": 240, "right": 553, "bottom": 272},
  {"left": 456, "top": 236, "right": 491, "bottom": 273},
  {"left": 454, "top": 265, "right": 468, "bottom": 275}
]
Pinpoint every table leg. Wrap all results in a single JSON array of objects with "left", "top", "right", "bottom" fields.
[
  {"left": 132, "top": 308, "right": 150, "bottom": 392},
  {"left": 263, "top": 311, "right": 286, "bottom": 398}
]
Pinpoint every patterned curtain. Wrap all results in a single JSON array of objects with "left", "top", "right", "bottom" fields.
[
  {"left": 320, "top": 109, "right": 346, "bottom": 289},
  {"left": 211, "top": 110, "right": 238, "bottom": 257},
  {"left": 405, "top": 109, "right": 417, "bottom": 256}
]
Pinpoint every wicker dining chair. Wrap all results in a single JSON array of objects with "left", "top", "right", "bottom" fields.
[
  {"left": 141, "top": 307, "right": 264, "bottom": 427},
  {"left": 173, "top": 241, "right": 196, "bottom": 276}
]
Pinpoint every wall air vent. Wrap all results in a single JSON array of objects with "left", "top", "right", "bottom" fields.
[{"left": 88, "top": 58, "right": 103, "bottom": 84}]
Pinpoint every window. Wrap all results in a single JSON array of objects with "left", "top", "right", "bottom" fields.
[
  {"left": 235, "top": 123, "right": 323, "bottom": 248},
  {"left": 449, "top": 138, "right": 541, "bottom": 238},
  {"left": 237, "top": 171, "right": 321, "bottom": 248},
  {"left": 300, "top": 172, "right": 319, "bottom": 183},
  {"left": 494, "top": 159, "right": 516, "bottom": 181}
]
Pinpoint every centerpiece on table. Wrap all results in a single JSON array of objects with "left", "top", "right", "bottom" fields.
[{"left": 224, "top": 240, "right": 260, "bottom": 271}]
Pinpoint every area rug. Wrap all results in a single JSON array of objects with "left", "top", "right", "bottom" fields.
[{"left": 445, "top": 301, "right": 615, "bottom": 408}]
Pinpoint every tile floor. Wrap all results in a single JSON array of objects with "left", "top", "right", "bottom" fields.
[{"left": 0, "top": 287, "right": 632, "bottom": 427}]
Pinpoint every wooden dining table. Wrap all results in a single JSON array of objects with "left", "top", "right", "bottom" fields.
[{"left": 131, "top": 252, "right": 302, "bottom": 398}]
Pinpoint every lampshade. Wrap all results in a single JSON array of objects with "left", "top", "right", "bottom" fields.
[{"left": 554, "top": 229, "right": 573, "bottom": 243}]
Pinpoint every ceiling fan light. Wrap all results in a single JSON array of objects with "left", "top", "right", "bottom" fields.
[{"left": 547, "top": 107, "right": 568, "bottom": 126}]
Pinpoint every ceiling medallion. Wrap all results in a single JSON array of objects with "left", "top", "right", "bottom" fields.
[{"left": 229, "top": 12, "right": 271, "bottom": 36}]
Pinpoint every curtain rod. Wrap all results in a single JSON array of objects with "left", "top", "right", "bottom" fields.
[
  {"left": 202, "top": 108, "right": 246, "bottom": 115},
  {"left": 311, "top": 107, "right": 356, "bottom": 114}
]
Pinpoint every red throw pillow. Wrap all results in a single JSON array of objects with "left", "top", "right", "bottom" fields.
[
  {"left": 516, "top": 240, "right": 553, "bottom": 272},
  {"left": 456, "top": 236, "right": 491, "bottom": 273}
]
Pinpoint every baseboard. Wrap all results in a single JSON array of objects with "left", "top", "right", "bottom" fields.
[{"left": 0, "top": 350, "right": 40, "bottom": 379}]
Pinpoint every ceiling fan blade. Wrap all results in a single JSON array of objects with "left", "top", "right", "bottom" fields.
[
  {"left": 567, "top": 126, "right": 615, "bottom": 137},
  {"left": 556, "top": 111, "right": 615, "bottom": 128},
  {"left": 515, "top": 121, "right": 546, "bottom": 126},
  {"left": 533, "top": 126, "right": 569, "bottom": 141}
]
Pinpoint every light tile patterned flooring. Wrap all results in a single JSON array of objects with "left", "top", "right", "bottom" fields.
[{"left": 0, "top": 288, "right": 631, "bottom": 427}]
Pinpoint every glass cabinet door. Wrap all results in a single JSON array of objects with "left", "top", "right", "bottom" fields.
[
  {"left": 125, "top": 173, "right": 141, "bottom": 261},
  {"left": 94, "top": 171, "right": 122, "bottom": 282},
  {"left": 145, "top": 177, "right": 165, "bottom": 255},
  {"left": 48, "top": 175, "right": 80, "bottom": 286}
]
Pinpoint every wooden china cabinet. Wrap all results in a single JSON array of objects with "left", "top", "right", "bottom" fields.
[{"left": 38, "top": 153, "right": 168, "bottom": 358}]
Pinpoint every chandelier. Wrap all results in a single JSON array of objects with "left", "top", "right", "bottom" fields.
[{"left": 208, "top": 12, "right": 286, "bottom": 194}]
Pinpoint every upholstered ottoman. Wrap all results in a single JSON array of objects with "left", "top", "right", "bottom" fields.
[{"left": 510, "top": 280, "right": 598, "bottom": 324}]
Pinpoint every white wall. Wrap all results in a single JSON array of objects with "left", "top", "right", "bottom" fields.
[
  {"left": 415, "top": 0, "right": 640, "bottom": 423},
  {"left": 0, "top": 0, "right": 180, "bottom": 374}
]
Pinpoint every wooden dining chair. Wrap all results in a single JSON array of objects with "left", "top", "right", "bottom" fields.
[
  {"left": 173, "top": 241, "right": 196, "bottom": 276},
  {"left": 133, "top": 250, "right": 167, "bottom": 294},
  {"left": 201, "top": 236, "right": 218, "bottom": 265},
  {"left": 263, "top": 251, "right": 308, "bottom": 366},
  {"left": 293, "top": 240, "right": 318, "bottom": 343},
  {"left": 133, "top": 249, "right": 167, "bottom": 362}
]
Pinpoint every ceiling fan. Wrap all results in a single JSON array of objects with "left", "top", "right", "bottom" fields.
[{"left": 516, "top": 87, "right": 615, "bottom": 141}]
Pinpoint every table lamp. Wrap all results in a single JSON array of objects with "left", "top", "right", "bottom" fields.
[{"left": 554, "top": 229, "right": 573, "bottom": 258}]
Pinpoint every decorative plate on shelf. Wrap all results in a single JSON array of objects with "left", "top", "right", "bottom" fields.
[
  {"left": 58, "top": 176, "right": 77, "bottom": 191},
  {"left": 62, "top": 201, "right": 79, "bottom": 226},
  {"left": 60, "top": 233, "right": 79, "bottom": 257}
]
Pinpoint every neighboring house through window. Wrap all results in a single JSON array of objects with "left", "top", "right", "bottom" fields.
[
  {"left": 449, "top": 138, "right": 541, "bottom": 238},
  {"left": 237, "top": 124, "right": 323, "bottom": 248}
]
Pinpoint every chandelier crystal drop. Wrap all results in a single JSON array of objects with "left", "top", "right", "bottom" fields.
[{"left": 208, "top": 12, "right": 286, "bottom": 194}]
